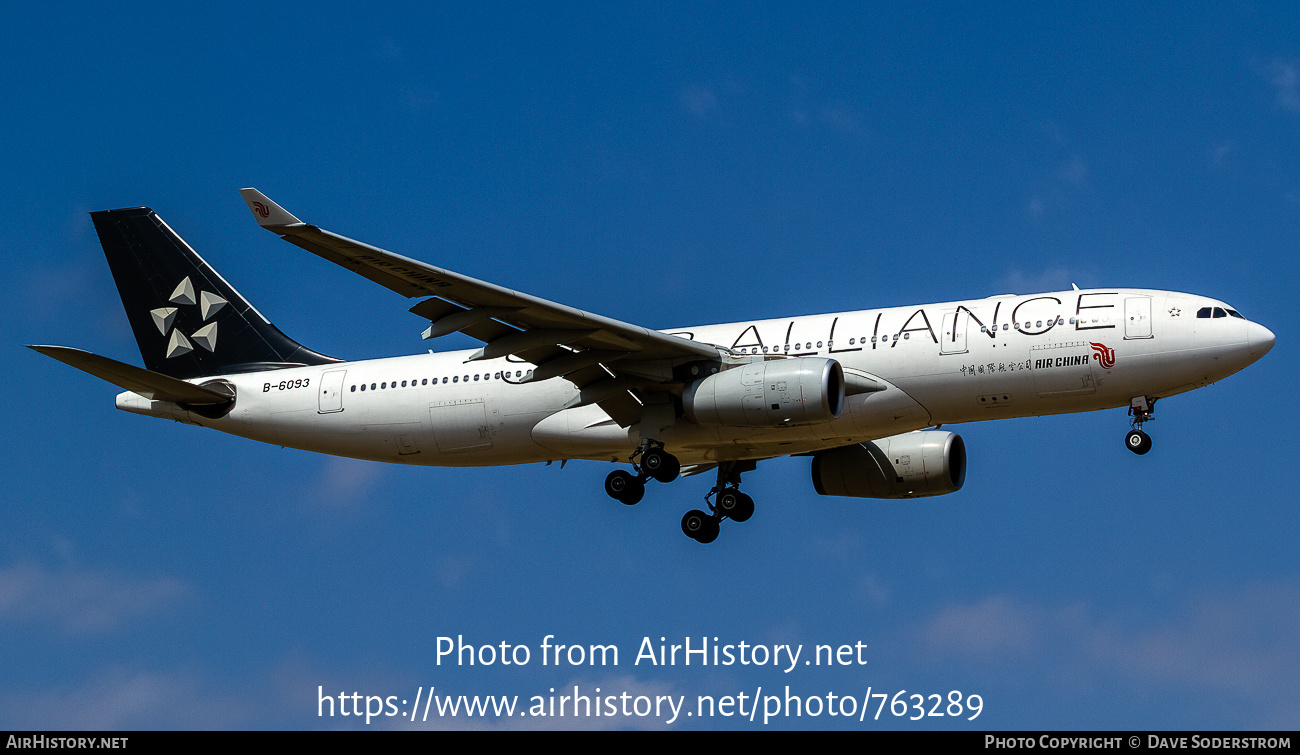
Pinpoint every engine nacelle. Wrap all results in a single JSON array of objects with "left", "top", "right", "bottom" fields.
[
  {"left": 683, "top": 357, "right": 844, "bottom": 427},
  {"left": 811, "top": 430, "right": 966, "bottom": 499}
]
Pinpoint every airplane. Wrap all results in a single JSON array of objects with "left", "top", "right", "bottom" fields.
[{"left": 29, "top": 189, "right": 1276, "bottom": 544}]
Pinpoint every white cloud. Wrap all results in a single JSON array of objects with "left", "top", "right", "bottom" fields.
[
  {"left": 856, "top": 573, "right": 892, "bottom": 606},
  {"left": 996, "top": 266, "right": 1087, "bottom": 293},
  {"left": 923, "top": 595, "right": 1041, "bottom": 657},
  {"left": 1268, "top": 60, "right": 1300, "bottom": 113},
  {"left": 1058, "top": 155, "right": 1089, "bottom": 187},
  {"left": 679, "top": 84, "right": 719, "bottom": 117},
  {"left": 919, "top": 583, "right": 1300, "bottom": 726},
  {"left": 1211, "top": 141, "right": 1236, "bottom": 168},
  {"left": 1083, "top": 584, "right": 1300, "bottom": 695},
  {"left": 0, "top": 669, "right": 249, "bottom": 729},
  {"left": 822, "top": 101, "right": 864, "bottom": 134},
  {"left": 374, "top": 38, "right": 403, "bottom": 59},
  {"left": 310, "top": 457, "right": 386, "bottom": 510},
  {"left": 0, "top": 562, "right": 186, "bottom": 635}
]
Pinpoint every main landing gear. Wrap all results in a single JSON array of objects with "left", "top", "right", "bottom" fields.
[
  {"left": 681, "top": 460, "right": 757, "bottom": 545},
  {"left": 603, "top": 448, "right": 755, "bottom": 544},
  {"left": 603, "top": 442, "right": 680, "bottom": 506},
  {"left": 1125, "top": 396, "right": 1156, "bottom": 455}
]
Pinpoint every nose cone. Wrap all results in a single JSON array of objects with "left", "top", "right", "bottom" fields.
[{"left": 1248, "top": 321, "right": 1276, "bottom": 358}]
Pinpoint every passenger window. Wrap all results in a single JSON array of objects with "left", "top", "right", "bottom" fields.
[
  {"left": 370, "top": 383, "right": 376, "bottom": 390},
  {"left": 350, "top": 385, "right": 356, "bottom": 392},
  {"left": 474, "top": 374, "right": 480, "bottom": 381},
  {"left": 453, "top": 376, "right": 458, "bottom": 383}
]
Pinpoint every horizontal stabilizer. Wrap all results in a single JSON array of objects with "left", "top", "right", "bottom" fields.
[{"left": 27, "top": 345, "right": 234, "bottom": 404}]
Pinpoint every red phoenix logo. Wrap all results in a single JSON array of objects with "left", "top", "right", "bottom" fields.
[
  {"left": 252, "top": 201, "right": 269, "bottom": 218},
  {"left": 1090, "top": 342, "right": 1116, "bottom": 370}
]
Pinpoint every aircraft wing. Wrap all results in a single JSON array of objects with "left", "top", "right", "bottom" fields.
[{"left": 239, "top": 189, "right": 722, "bottom": 425}]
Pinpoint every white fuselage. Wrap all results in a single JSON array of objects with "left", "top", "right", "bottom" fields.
[{"left": 115, "top": 288, "right": 1273, "bottom": 467}]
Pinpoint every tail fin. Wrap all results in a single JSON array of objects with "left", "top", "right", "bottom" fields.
[{"left": 92, "top": 207, "right": 339, "bottom": 379}]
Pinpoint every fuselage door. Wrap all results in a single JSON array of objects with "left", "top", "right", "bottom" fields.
[
  {"left": 1124, "top": 296, "right": 1153, "bottom": 339},
  {"left": 940, "top": 311, "right": 968, "bottom": 355},
  {"left": 318, "top": 369, "right": 347, "bottom": 413}
]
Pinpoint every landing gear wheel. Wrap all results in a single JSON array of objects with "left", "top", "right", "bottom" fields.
[
  {"left": 1125, "top": 429, "right": 1152, "bottom": 455},
  {"left": 605, "top": 470, "right": 645, "bottom": 505},
  {"left": 716, "top": 489, "right": 754, "bottom": 522},
  {"left": 641, "top": 448, "right": 680, "bottom": 483},
  {"left": 681, "top": 510, "right": 719, "bottom": 543}
]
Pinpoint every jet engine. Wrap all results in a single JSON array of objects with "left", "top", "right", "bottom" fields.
[
  {"left": 811, "top": 430, "right": 966, "bottom": 498},
  {"left": 683, "top": 357, "right": 844, "bottom": 427}
]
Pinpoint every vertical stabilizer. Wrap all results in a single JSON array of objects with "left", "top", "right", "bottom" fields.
[{"left": 92, "top": 207, "right": 338, "bottom": 379}]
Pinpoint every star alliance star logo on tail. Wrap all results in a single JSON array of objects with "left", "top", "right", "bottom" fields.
[
  {"left": 148, "top": 277, "right": 227, "bottom": 358},
  {"left": 1089, "top": 342, "right": 1116, "bottom": 370}
]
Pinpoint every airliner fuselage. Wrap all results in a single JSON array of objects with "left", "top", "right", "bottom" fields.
[
  {"left": 33, "top": 193, "right": 1274, "bottom": 543},
  {"left": 117, "top": 288, "right": 1272, "bottom": 467}
]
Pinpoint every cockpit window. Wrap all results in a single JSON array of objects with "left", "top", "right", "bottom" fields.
[
  {"left": 1213, "top": 308, "right": 1227, "bottom": 318},
  {"left": 1197, "top": 307, "right": 1211, "bottom": 318},
  {"left": 1226, "top": 309, "right": 1245, "bottom": 319}
]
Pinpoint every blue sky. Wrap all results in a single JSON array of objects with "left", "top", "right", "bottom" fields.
[{"left": 3, "top": 2, "right": 1297, "bottom": 729}]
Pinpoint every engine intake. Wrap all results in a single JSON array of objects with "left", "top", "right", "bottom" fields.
[
  {"left": 683, "top": 357, "right": 844, "bottom": 427},
  {"left": 811, "top": 430, "right": 966, "bottom": 498}
]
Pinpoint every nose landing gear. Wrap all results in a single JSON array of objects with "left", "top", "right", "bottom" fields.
[{"left": 1125, "top": 396, "right": 1156, "bottom": 455}]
